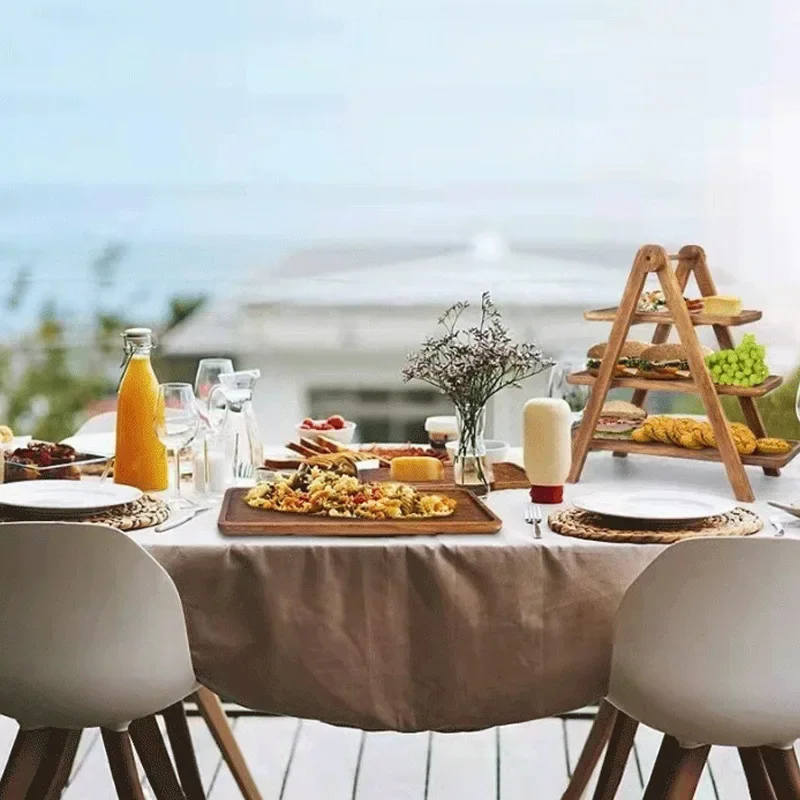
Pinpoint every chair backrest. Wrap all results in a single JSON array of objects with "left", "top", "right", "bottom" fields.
[
  {"left": 75, "top": 411, "right": 117, "bottom": 436},
  {"left": 609, "top": 537, "right": 800, "bottom": 745},
  {"left": 0, "top": 522, "right": 196, "bottom": 730}
]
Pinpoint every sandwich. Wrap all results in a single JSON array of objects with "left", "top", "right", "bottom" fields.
[
  {"left": 636, "top": 343, "right": 714, "bottom": 380},
  {"left": 586, "top": 341, "right": 649, "bottom": 377},
  {"left": 594, "top": 401, "right": 647, "bottom": 439}
]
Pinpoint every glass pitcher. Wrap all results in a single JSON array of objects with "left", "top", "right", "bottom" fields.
[{"left": 208, "top": 369, "right": 264, "bottom": 484}]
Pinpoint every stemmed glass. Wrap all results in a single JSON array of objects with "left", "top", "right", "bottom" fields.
[
  {"left": 155, "top": 383, "right": 200, "bottom": 509},
  {"left": 193, "top": 358, "right": 234, "bottom": 492},
  {"left": 548, "top": 358, "right": 590, "bottom": 421},
  {"left": 194, "top": 358, "right": 235, "bottom": 425}
]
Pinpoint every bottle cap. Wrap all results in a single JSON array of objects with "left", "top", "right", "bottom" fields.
[
  {"left": 530, "top": 484, "right": 564, "bottom": 504},
  {"left": 424, "top": 415, "right": 458, "bottom": 434},
  {"left": 122, "top": 327, "right": 154, "bottom": 345}
]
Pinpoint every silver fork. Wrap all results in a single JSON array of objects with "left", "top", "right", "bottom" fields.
[
  {"left": 524, "top": 503, "right": 543, "bottom": 539},
  {"left": 770, "top": 516, "right": 785, "bottom": 538}
]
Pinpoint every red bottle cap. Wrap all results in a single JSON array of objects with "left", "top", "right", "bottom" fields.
[{"left": 530, "top": 484, "right": 563, "bottom": 504}]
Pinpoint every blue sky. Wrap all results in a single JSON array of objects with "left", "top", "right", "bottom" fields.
[
  {"left": 0, "top": 0, "right": 797, "bottom": 342},
  {"left": 0, "top": 0, "right": 776, "bottom": 191}
]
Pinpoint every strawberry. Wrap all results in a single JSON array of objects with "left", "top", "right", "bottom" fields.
[
  {"left": 300, "top": 418, "right": 314, "bottom": 428},
  {"left": 326, "top": 415, "right": 346, "bottom": 429},
  {"left": 319, "top": 423, "right": 334, "bottom": 430}
]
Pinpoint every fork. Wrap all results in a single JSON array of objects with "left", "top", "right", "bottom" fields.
[
  {"left": 770, "top": 516, "right": 785, "bottom": 538},
  {"left": 524, "top": 503, "right": 543, "bottom": 539},
  {"left": 533, "top": 504, "right": 543, "bottom": 539}
]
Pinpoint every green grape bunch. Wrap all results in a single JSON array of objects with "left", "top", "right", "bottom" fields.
[{"left": 704, "top": 333, "right": 770, "bottom": 387}]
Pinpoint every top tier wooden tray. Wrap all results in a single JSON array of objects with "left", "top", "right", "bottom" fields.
[
  {"left": 567, "top": 370, "right": 782, "bottom": 398},
  {"left": 568, "top": 244, "right": 789, "bottom": 503},
  {"left": 584, "top": 306, "right": 762, "bottom": 327}
]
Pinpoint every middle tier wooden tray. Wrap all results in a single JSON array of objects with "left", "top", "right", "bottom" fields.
[
  {"left": 582, "top": 437, "right": 800, "bottom": 470},
  {"left": 217, "top": 487, "right": 503, "bottom": 537},
  {"left": 567, "top": 370, "right": 783, "bottom": 398}
]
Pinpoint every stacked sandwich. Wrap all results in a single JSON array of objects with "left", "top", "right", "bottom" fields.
[
  {"left": 586, "top": 341, "right": 713, "bottom": 380},
  {"left": 594, "top": 401, "right": 647, "bottom": 440}
]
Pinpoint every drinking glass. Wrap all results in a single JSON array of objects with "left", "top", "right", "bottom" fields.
[
  {"left": 548, "top": 358, "right": 590, "bottom": 418},
  {"left": 796, "top": 377, "right": 800, "bottom": 432},
  {"left": 155, "top": 383, "right": 200, "bottom": 508},
  {"left": 193, "top": 358, "right": 234, "bottom": 494},
  {"left": 194, "top": 358, "right": 235, "bottom": 427}
]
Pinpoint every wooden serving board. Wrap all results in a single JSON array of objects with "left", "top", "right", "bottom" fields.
[
  {"left": 259, "top": 461, "right": 529, "bottom": 490},
  {"left": 567, "top": 369, "right": 783, "bottom": 398},
  {"left": 587, "top": 437, "right": 800, "bottom": 470},
  {"left": 357, "top": 461, "right": 528, "bottom": 490},
  {"left": 218, "top": 487, "right": 502, "bottom": 537}
]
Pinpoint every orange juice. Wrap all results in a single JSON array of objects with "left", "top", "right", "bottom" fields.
[{"left": 114, "top": 328, "right": 169, "bottom": 491}]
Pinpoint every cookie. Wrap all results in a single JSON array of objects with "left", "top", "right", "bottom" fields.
[{"left": 755, "top": 437, "right": 791, "bottom": 455}]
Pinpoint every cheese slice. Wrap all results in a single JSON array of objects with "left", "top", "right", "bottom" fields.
[
  {"left": 389, "top": 456, "right": 444, "bottom": 482},
  {"left": 703, "top": 295, "right": 742, "bottom": 316}
]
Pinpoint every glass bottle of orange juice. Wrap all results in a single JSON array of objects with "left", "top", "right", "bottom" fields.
[{"left": 115, "top": 328, "right": 169, "bottom": 491}]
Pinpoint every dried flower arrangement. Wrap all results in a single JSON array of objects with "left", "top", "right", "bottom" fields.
[{"left": 403, "top": 293, "right": 554, "bottom": 490}]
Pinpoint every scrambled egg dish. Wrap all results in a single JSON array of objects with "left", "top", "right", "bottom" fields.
[{"left": 244, "top": 468, "right": 457, "bottom": 520}]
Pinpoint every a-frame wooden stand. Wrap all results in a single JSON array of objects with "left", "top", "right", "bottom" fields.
[{"left": 566, "top": 244, "right": 793, "bottom": 503}]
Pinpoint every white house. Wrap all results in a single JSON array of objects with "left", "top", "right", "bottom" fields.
[{"left": 163, "top": 236, "right": 635, "bottom": 445}]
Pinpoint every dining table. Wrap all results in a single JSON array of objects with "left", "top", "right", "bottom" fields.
[{"left": 130, "top": 448, "right": 800, "bottom": 734}]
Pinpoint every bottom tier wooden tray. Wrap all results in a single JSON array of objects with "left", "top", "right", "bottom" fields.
[{"left": 585, "top": 437, "right": 800, "bottom": 470}]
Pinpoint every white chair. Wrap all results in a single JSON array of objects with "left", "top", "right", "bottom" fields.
[
  {"left": 564, "top": 537, "right": 800, "bottom": 799},
  {"left": 0, "top": 522, "right": 262, "bottom": 800},
  {"left": 74, "top": 411, "right": 117, "bottom": 435}
]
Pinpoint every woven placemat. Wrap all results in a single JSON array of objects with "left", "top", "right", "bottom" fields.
[
  {"left": 548, "top": 506, "right": 763, "bottom": 544},
  {"left": 0, "top": 495, "right": 170, "bottom": 531}
]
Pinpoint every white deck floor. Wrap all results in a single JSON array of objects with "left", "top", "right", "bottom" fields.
[{"left": 0, "top": 708, "right": 755, "bottom": 798}]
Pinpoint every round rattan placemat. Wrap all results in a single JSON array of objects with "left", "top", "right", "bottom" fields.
[
  {"left": 0, "top": 494, "right": 170, "bottom": 531},
  {"left": 548, "top": 506, "right": 763, "bottom": 544}
]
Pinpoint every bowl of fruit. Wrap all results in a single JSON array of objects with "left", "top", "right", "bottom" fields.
[{"left": 296, "top": 415, "right": 356, "bottom": 445}]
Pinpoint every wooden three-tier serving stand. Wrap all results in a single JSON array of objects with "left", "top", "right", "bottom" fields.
[{"left": 566, "top": 244, "right": 800, "bottom": 502}]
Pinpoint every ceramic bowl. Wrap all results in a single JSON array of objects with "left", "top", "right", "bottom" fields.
[
  {"left": 295, "top": 421, "right": 356, "bottom": 445},
  {"left": 446, "top": 439, "right": 509, "bottom": 465}
]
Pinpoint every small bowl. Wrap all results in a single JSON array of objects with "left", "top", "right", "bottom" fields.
[
  {"left": 295, "top": 421, "right": 356, "bottom": 445},
  {"left": 446, "top": 439, "right": 509, "bottom": 465}
]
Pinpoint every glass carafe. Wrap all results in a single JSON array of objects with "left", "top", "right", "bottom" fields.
[{"left": 208, "top": 370, "right": 263, "bottom": 484}]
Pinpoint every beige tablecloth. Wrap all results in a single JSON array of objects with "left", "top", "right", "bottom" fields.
[{"left": 135, "top": 453, "right": 800, "bottom": 732}]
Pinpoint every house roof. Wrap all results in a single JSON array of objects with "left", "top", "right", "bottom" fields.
[
  {"left": 243, "top": 237, "right": 623, "bottom": 309},
  {"left": 163, "top": 237, "right": 626, "bottom": 354}
]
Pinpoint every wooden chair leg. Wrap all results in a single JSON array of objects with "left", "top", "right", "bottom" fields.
[
  {"left": 25, "top": 729, "right": 73, "bottom": 799},
  {"left": 562, "top": 701, "right": 619, "bottom": 800},
  {"left": 591, "top": 710, "right": 638, "bottom": 800},
  {"left": 760, "top": 747, "right": 800, "bottom": 800},
  {"left": 101, "top": 729, "right": 146, "bottom": 800},
  {"left": 129, "top": 715, "right": 188, "bottom": 800},
  {"left": 193, "top": 687, "right": 262, "bottom": 800},
  {"left": 43, "top": 729, "right": 82, "bottom": 799},
  {"left": 642, "top": 736, "right": 709, "bottom": 800},
  {"left": 739, "top": 747, "right": 777, "bottom": 800},
  {"left": 0, "top": 728, "right": 56, "bottom": 800},
  {"left": 162, "top": 702, "right": 206, "bottom": 800}
]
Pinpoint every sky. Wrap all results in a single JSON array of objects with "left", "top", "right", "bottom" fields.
[{"left": 0, "top": 0, "right": 798, "bottom": 347}]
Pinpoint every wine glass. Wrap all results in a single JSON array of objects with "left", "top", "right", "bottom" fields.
[
  {"left": 194, "top": 358, "right": 234, "bottom": 427},
  {"left": 194, "top": 358, "right": 234, "bottom": 494},
  {"left": 155, "top": 383, "right": 200, "bottom": 508},
  {"left": 548, "top": 358, "right": 590, "bottom": 422}
]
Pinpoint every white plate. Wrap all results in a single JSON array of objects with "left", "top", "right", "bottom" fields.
[
  {"left": 0, "top": 481, "right": 142, "bottom": 513},
  {"left": 574, "top": 490, "right": 737, "bottom": 521},
  {"left": 59, "top": 432, "right": 115, "bottom": 458}
]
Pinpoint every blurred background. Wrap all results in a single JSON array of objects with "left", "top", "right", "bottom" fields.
[{"left": 1, "top": 0, "right": 799, "bottom": 443}]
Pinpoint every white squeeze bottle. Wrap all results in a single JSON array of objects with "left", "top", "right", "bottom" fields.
[{"left": 522, "top": 398, "right": 573, "bottom": 504}]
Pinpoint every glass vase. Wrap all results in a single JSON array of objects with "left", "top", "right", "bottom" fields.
[{"left": 454, "top": 405, "right": 493, "bottom": 496}]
